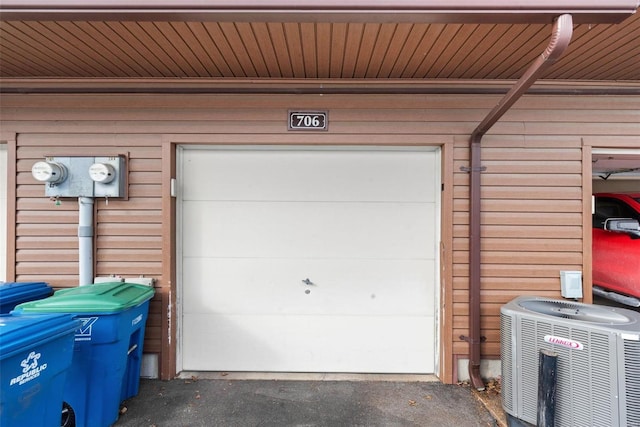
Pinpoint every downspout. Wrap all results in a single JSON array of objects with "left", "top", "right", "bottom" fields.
[{"left": 465, "top": 14, "right": 573, "bottom": 391}]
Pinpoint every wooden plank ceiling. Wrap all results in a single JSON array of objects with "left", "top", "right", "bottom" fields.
[{"left": 0, "top": 13, "right": 638, "bottom": 81}]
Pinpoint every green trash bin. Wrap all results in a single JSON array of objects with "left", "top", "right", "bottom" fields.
[{"left": 14, "top": 282, "right": 155, "bottom": 427}]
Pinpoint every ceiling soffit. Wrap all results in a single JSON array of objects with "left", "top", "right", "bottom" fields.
[{"left": 0, "top": 2, "right": 638, "bottom": 83}]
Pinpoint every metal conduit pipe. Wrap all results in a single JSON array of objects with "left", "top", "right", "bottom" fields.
[
  {"left": 78, "top": 196, "right": 94, "bottom": 286},
  {"left": 465, "top": 14, "right": 574, "bottom": 391}
]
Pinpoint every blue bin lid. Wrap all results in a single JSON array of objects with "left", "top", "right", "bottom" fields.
[
  {"left": 15, "top": 282, "right": 155, "bottom": 314},
  {"left": 0, "top": 282, "right": 53, "bottom": 313},
  {"left": 0, "top": 313, "right": 81, "bottom": 361}
]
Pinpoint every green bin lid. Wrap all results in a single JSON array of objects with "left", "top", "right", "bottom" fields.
[{"left": 15, "top": 282, "right": 155, "bottom": 314}]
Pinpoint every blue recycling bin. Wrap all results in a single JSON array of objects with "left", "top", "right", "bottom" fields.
[
  {"left": 0, "top": 312, "right": 81, "bottom": 427},
  {"left": 14, "top": 282, "right": 155, "bottom": 427},
  {"left": 0, "top": 281, "right": 53, "bottom": 314}
]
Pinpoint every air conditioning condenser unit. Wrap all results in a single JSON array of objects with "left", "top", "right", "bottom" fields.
[{"left": 501, "top": 296, "right": 640, "bottom": 426}]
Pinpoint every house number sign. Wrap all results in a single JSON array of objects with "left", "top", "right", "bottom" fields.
[{"left": 288, "top": 111, "right": 328, "bottom": 131}]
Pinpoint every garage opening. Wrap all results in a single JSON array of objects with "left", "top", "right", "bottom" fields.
[
  {"left": 177, "top": 145, "right": 441, "bottom": 374},
  {"left": 591, "top": 148, "right": 640, "bottom": 308}
]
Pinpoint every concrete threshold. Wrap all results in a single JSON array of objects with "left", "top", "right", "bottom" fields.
[{"left": 178, "top": 371, "right": 440, "bottom": 382}]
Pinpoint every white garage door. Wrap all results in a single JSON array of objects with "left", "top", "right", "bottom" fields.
[
  {"left": 0, "top": 144, "right": 7, "bottom": 282},
  {"left": 179, "top": 146, "right": 440, "bottom": 374}
]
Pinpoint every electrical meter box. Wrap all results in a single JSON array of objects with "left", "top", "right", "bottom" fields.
[
  {"left": 37, "top": 157, "right": 95, "bottom": 198},
  {"left": 90, "top": 156, "right": 126, "bottom": 198},
  {"left": 32, "top": 155, "right": 126, "bottom": 199}
]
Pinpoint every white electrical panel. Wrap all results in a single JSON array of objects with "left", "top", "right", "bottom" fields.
[{"left": 560, "top": 270, "right": 583, "bottom": 299}]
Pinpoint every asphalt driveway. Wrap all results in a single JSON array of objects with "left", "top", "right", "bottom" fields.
[{"left": 114, "top": 378, "right": 498, "bottom": 427}]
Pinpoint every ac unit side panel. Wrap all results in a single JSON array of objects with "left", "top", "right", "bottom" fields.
[
  {"left": 500, "top": 313, "right": 515, "bottom": 415},
  {"left": 623, "top": 338, "right": 640, "bottom": 426},
  {"left": 519, "top": 317, "right": 544, "bottom": 423},
  {"left": 515, "top": 315, "right": 619, "bottom": 426},
  {"left": 501, "top": 297, "right": 640, "bottom": 427},
  {"left": 553, "top": 327, "right": 617, "bottom": 427}
]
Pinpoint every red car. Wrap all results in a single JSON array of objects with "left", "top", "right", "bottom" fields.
[{"left": 592, "top": 192, "right": 640, "bottom": 306}]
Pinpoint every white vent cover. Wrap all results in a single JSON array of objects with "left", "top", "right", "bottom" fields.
[{"left": 501, "top": 296, "right": 640, "bottom": 426}]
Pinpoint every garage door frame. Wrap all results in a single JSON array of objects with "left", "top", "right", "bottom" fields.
[
  {"left": 587, "top": 146, "right": 640, "bottom": 304},
  {"left": 176, "top": 144, "right": 444, "bottom": 375},
  {"left": 0, "top": 143, "right": 6, "bottom": 281}
]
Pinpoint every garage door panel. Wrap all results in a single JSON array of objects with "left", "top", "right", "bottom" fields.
[
  {"left": 183, "top": 201, "right": 437, "bottom": 259},
  {"left": 183, "top": 313, "right": 435, "bottom": 373},
  {"left": 182, "top": 257, "right": 437, "bottom": 316},
  {"left": 180, "top": 146, "right": 440, "bottom": 374},
  {"left": 182, "top": 149, "right": 438, "bottom": 203}
]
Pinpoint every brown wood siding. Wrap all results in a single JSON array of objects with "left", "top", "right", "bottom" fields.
[
  {"left": 452, "top": 135, "right": 586, "bottom": 357},
  {"left": 13, "top": 132, "right": 164, "bottom": 355},
  {"left": 1, "top": 92, "right": 638, "bottom": 382}
]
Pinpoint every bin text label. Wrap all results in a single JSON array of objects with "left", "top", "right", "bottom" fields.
[
  {"left": 76, "top": 316, "right": 99, "bottom": 341},
  {"left": 132, "top": 314, "right": 143, "bottom": 326},
  {"left": 10, "top": 351, "right": 48, "bottom": 386}
]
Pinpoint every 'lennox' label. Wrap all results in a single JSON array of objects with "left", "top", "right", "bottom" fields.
[{"left": 544, "top": 335, "right": 584, "bottom": 350}]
